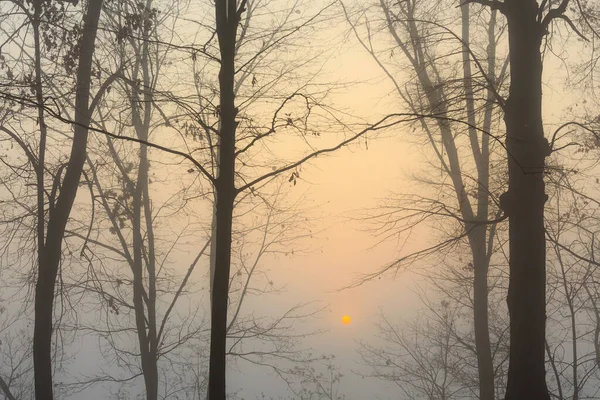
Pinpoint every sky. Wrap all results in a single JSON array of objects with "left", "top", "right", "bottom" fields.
[
  {"left": 0, "top": 0, "right": 594, "bottom": 399},
  {"left": 19, "top": 5, "right": 432, "bottom": 398},
  {"left": 221, "top": 6, "right": 587, "bottom": 398},
  {"left": 220, "top": 27, "right": 428, "bottom": 399},
  {"left": 225, "top": 18, "right": 451, "bottom": 399}
]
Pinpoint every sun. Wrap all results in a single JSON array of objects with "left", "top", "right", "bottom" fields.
[{"left": 341, "top": 315, "right": 352, "bottom": 325}]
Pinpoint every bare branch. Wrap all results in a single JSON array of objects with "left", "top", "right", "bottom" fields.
[
  {"left": 0, "top": 376, "right": 17, "bottom": 400},
  {"left": 157, "top": 238, "right": 211, "bottom": 344},
  {"left": 541, "top": 0, "right": 571, "bottom": 33},
  {"left": 238, "top": 111, "right": 507, "bottom": 193},
  {"left": 458, "top": 0, "right": 506, "bottom": 13},
  {"left": 0, "top": 91, "right": 216, "bottom": 184}
]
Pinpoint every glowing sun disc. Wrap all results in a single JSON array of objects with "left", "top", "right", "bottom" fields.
[{"left": 341, "top": 315, "right": 352, "bottom": 325}]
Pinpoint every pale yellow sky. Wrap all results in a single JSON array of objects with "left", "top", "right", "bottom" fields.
[
  {"left": 225, "top": 6, "right": 588, "bottom": 397},
  {"left": 222, "top": 27, "right": 446, "bottom": 398},
  {"left": 1, "top": 1, "right": 592, "bottom": 399}
]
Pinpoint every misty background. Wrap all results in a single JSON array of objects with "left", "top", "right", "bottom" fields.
[{"left": 1, "top": 0, "right": 599, "bottom": 399}]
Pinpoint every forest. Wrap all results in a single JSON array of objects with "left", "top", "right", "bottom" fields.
[{"left": 1, "top": 0, "right": 600, "bottom": 399}]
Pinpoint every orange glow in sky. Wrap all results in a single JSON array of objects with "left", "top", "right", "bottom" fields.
[{"left": 341, "top": 315, "right": 352, "bottom": 325}]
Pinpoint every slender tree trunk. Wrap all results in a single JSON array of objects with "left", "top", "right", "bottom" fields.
[
  {"left": 469, "top": 230, "right": 494, "bottom": 400},
  {"left": 462, "top": 4, "right": 495, "bottom": 399},
  {"left": 584, "top": 281, "right": 600, "bottom": 371},
  {"left": 502, "top": 1, "right": 550, "bottom": 399},
  {"left": 138, "top": 2, "right": 159, "bottom": 395},
  {"left": 381, "top": 3, "right": 498, "bottom": 397},
  {"left": 33, "top": 2, "right": 104, "bottom": 399},
  {"left": 132, "top": 158, "right": 157, "bottom": 400},
  {"left": 141, "top": 152, "right": 159, "bottom": 400},
  {"left": 32, "top": 0, "right": 50, "bottom": 396},
  {"left": 132, "top": 141, "right": 158, "bottom": 400},
  {"left": 209, "top": 1, "right": 241, "bottom": 399}
]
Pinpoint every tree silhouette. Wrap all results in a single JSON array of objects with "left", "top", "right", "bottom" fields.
[
  {"left": 2, "top": 1, "right": 107, "bottom": 398},
  {"left": 464, "top": 0, "right": 589, "bottom": 398},
  {"left": 342, "top": 1, "right": 508, "bottom": 398}
]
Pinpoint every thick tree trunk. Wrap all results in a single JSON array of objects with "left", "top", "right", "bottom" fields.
[
  {"left": 33, "top": 2, "right": 104, "bottom": 399},
  {"left": 209, "top": 1, "right": 240, "bottom": 399},
  {"left": 502, "top": 1, "right": 550, "bottom": 399},
  {"left": 208, "top": 192, "right": 234, "bottom": 400}
]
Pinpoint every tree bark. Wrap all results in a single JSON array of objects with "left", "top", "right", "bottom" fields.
[
  {"left": 33, "top": 2, "right": 104, "bottom": 399},
  {"left": 502, "top": 1, "right": 550, "bottom": 399},
  {"left": 130, "top": 1, "right": 159, "bottom": 396},
  {"left": 463, "top": 5, "right": 495, "bottom": 399},
  {"left": 469, "top": 230, "right": 494, "bottom": 400},
  {"left": 209, "top": 1, "right": 241, "bottom": 399}
]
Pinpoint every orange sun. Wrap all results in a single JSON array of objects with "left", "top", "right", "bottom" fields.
[{"left": 341, "top": 315, "right": 352, "bottom": 325}]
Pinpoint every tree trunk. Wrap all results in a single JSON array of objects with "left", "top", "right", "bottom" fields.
[
  {"left": 461, "top": 4, "right": 495, "bottom": 399},
  {"left": 133, "top": 1, "right": 160, "bottom": 396},
  {"left": 209, "top": 1, "right": 240, "bottom": 399},
  {"left": 470, "top": 229, "right": 495, "bottom": 400},
  {"left": 380, "top": 3, "right": 498, "bottom": 397},
  {"left": 132, "top": 140, "right": 158, "bottom": 400},
  {"left": 33, "top": 2, "right": 104, "bottom": 399},
  {"left": 502, "top": 1, "right": 550, "bottom": 399}
]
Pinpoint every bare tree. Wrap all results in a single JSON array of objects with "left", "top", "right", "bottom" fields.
[
  {"left": 540, "top": 165, "right": 600, "bottom": 399},
  {"left": 0, "top": 1, "right": 105, "bottom": 398},
  {"left": 459, "top": 0, "right": 600, "bottom": 397},
  {"left": 199, "top": 1, "right": 421, "bottom": 398},
  {"left": 0, "top": 304, "right": 32, "bottom": 400},
  {"left": 342, "top": 1, "right": 508, "bottom": 398},
  {"left": 359, "top": 306, "right": 476, "bottom": 400}
]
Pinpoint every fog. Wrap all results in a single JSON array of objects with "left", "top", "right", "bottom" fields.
[{"left": 1, "top": 0, "right": 600, "bottom": 400}]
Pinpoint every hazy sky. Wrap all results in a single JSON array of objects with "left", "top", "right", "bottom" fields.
[
  {"left": 221, "top": 9, "right": 585, "bottom": 398},
  {"left": 224, "top": 28, "right": 448, "bottom": 399},
  {"left": 79, "top": 9, "right": 581, "bottom": 399},
  {"left": 1, "top": 1, "right": 590, "bottom": 399}
]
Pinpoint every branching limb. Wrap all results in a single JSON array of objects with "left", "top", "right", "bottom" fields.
[
  {"left": 238, "top": 111, "right": 508, "bottom": 193},
  {"left": 459, "top": 0, "right": 506, "bottom": 13},
  {"left": 0, "top": 376, "right": 17, "bottom": 400},
  {"left": 0, "top": 91, "right": 216, "bottom": 184},
  {"left": 157, "top": 238, "right": 211, "bottom": 344},
  {"left": 541, "top": 0, "right": 571, "bottom": 33}
]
